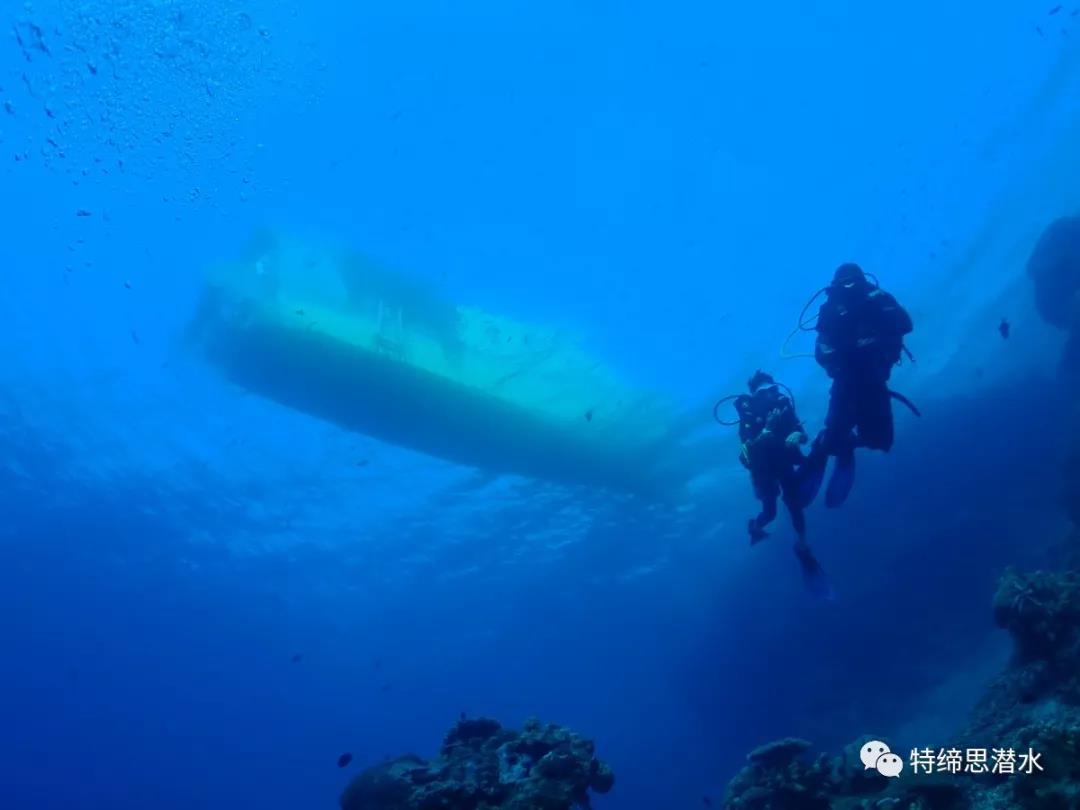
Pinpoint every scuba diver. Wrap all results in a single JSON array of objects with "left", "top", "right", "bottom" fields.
[
  {"left": 722, "top": 370, "right": 833, "bottom": 599},
  {"left": 800, "top": 263, "right": 916, "bottom": 508}
]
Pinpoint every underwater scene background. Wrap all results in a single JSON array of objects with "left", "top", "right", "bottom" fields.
[{"left": 2, "top": 1, "right": 1080, "bottom": 808}]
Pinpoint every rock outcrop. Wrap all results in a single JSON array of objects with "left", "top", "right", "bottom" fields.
[
  {"left": 723, "top": 566, "right": 1080, "bottom": 810},
  {"left": 340, "top": 716, "right": 614, "bottom": 810}
]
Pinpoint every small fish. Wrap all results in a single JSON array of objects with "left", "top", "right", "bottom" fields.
[
  {"left": 703, "top": 798, "right": 713, "bottom": 808},
  {"left": 293, "top": 309, "right": 305, "bottom": 316},
  {"left": 124, "top": 281, "right": 132, "bottom": 289},
  {"left": 459, "top": 711, "right": 466, "bottom": 721},
  {"left": 1050, "top": 4, "right": 1063, "bottom": 13},
  {"left": 290, "top": 653, "right": 303, "bottom": 664},
  {"left": 356, "top": 459, "right": 369, "bottom": 467},
  {"left": 28, "top": 23, "right": 50, "bottom": 55},
  {"left": 337, "top": 752, "right": 353, "bottom": 768},
  {"left": 1072, "top": 8, "right": 1079, "bottom": 16},
  {"left": 130, "top": 330, "right": 140, "bottom": 345},
  {"left": 379, "top": 682, "right": 392, "bottom": 693},
  {"left": 998, "top": 318, "right": 1010, "bottom": 339},
  {"left": 584, "top": 410, "right": 593, "bottom": 422},
  {"left": 1037, "top": 25, "right": 1045, "bottom": 35},
  {"left": 75, "top": 209, "right": 92, "bottom": 217}
]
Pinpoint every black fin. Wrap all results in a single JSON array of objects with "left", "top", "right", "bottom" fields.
[
  {"left": 795, "top": 545, "right": 836, "bottom": 600},
  {"left": 825, "top": 450, "right": 855, "bottom": 508}
]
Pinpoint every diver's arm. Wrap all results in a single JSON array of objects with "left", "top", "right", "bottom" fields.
[
  {"left": 784, "top": 408, "right": 808, "bottom": 447},
  {"left": 774, "top": 402, "right": 805, "bottom": 441}
]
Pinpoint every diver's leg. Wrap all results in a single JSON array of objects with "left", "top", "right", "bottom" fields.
[
  {"left": 786, "top": 473, "right": 833, "bottom": 598},
  {"left": 855, "top": 380, "right": 894, "bottom": 451},
  {"left": 823, "top": 375, "right": 858, "bottom": 508},
  {"left": 749, "top": 494, "right": 778, "bottom": 544},
  {"left": 749, "top": 475, "right": 779, "bottom": 544},
  {"left": 798, "top": 382, "right": 853, "bottom": 507},
  {"left": 797, "top": 442, "right": 827, "bottom": 508},
  {"left": 781, "top": 479, "right": 807, "bottom": 543},
  {"left": 825, "top": 447, "right": 856, "bottom": 508},
  {"left": 757, "top": 495, "right": 778, "bottom": 528},
  {"left": 822, "top": 376, "right": 858, "bottom": 454}
]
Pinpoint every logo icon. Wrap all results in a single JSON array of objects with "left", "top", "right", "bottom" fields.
[
  {"left": 859, "top": 740, "right": 904, "bottom": 778},
  {"left": 876, "top": 752, "right": 904, "bottom": 778}
]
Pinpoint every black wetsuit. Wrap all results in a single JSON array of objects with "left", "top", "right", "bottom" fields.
[
  {"left": 736, "top": 386, "right": 808, "bottom": 540},
  {"left": 814, "top": 284, "right": 913, "bottom": 455}
]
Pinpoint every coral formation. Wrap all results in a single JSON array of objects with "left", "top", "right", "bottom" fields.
[
  {"left": 721, "top": 733, "right": 966, "bottom": 810},
  {"left": 959, "top": 567, "right": 1080, "bottom": 809},
  {"left": 723, "top": 737, "right": 834, "bottom": 809},
  {"left": 339, "top": 716, "right": 613, "bottom": 810},
  {"left": 723, "top": 565, "right": 1080, "bottom": 810}
]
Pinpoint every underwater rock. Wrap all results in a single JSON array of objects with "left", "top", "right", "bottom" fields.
[
  {"left": 961, "top": 566, "right": 1080, "bottom": 742},
  {"left": 723, "top": 737, "right": 835, "bottom": 809},
  {"left": 1026, "top": 215, "right": 1080, "bottom": 331},
  {"left": 990, "top": 567, "right": 1080, "bottom": 669},
  {"left": 745, "top": 737, "right": 813, "bottom": 770},
  {"left": 724, "top": 565, "right": 1080, "bottom": 810},
  {"left": 339, "top": 716, "right": 613, "bottom": 810},
  {"left": 1028, "top": 215, "right": 1080, "bottom": 400},
  {"left": 724, "top": 735, "right": 970, "bottom": 810}
]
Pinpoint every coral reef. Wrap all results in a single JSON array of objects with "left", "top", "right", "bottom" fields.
[
  {"left": 339, "top": 716, "right": 613, "bottom": 810},
  {"left": 958, "top": 567, "right": 1080, "bottom": 809},
  {"left": 723, "top": 566, "right": 1080, "bottom": 810},
  {"left": 721, "top": 733, "right": 965, "bottom": 810},
  {"left": 723, "top": 737, "right": 834, "bottom": 809},
  {"left": 989, "top": 568, "right": 1080, "bottom": 669}
]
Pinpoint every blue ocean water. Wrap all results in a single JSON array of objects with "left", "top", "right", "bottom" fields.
[{"left": 1, "top": 2, "right": 1078, "bottom": 808}]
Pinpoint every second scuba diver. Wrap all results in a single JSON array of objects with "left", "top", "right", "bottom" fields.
[
  {"left": 730, "top": 370, "right": 833, "bottom": 599},
  {"left": 801, "top": 263, "right": 917, "bottom": 508}
]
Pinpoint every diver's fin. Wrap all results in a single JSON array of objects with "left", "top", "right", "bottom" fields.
[
  {"left": 889, "top": 390, "right": 921, "bottom": 417},
  {"left": 824, "top": 450, "right": 855, "bottom": 508},
  {"left": 795, "top": 544, "right": 836, "bottom": 600},
  {"left": 797, "top": 450, "right": 827, "bottom": 508}
]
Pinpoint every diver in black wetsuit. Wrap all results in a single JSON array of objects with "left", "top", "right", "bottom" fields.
[
  {"left": 802, "top": 263, "right": 915, "bottom": 508},
  {"left": 737, "top": 371, "right": 808, "bottom": 543},
  {"left": 734, "top": 371, "right": 832, "bottom": 598}
]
